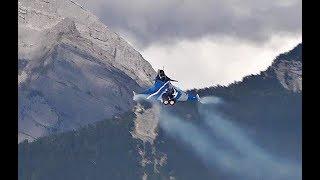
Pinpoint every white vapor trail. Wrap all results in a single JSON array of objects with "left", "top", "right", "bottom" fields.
[
  {"left": 199, "top": 96, "right": 223, "bottom": 104},
  {"left": 158, "top": 97, "right": 301, "bottom": 180}
]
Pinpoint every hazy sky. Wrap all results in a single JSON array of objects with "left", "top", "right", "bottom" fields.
[{"left": 76, "top": 0, "right": 301, "bottom": 89}]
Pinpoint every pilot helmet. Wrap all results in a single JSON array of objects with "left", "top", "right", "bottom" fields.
[{"left": 158, "top": 69, "right": 165, "bottom": 78}]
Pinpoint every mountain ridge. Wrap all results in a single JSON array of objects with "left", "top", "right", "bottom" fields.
[
  {"left": 196, "top": 43, "right": 302, "bottom": 97},
  {"left": 18, "top": 0, "right": 156, "bottom": 142}
]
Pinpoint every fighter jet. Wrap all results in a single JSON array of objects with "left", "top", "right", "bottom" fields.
[{"left": 133, "top": 69, "right": 200, "bottom": 105}]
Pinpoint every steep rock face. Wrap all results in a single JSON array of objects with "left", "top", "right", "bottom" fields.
[
  {"left": 263, "top": 43, "right": 302, "bottom": 92},
  {"left": 18, "top": 0, "right": 156, "bottom": 142}
]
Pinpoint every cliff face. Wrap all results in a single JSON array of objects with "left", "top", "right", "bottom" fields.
[
  {"left": 263, "top": 43, "right": 302, "bottom": 92},
  {"left": 18, "top": 0, "right": 156, "bottom": 142}
]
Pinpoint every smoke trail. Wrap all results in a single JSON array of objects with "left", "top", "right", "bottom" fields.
[
  {"left": 199, "top": 103, "right": 301, "bottom": 179},
  {"left": 158, "top": 97, "right": 301, "bottom": 180},
  {"left": 199, "top": 96, "right": 222, "bottom": 104},
  {"left": 159, "top": 112, "right": 239, "bottom": 173}
]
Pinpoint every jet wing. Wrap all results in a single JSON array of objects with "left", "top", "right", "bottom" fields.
[
  {"left": 137, "top": 80, "right": 171, "bottom": 100},
  {"left": 133, "top": 80, "right": 200, "bottom": 104},
  {"left": 171, "top": 86, "right": 200, "bottom": 102}
]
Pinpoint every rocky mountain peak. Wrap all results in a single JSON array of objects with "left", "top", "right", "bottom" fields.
[
  {"left": 263, "top": 43, "right": 302, "bottom": 92},
  {"left": 18, "top": 0, "right": 156, "bottom": 142}
]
